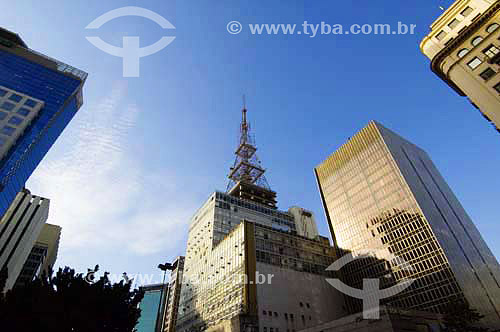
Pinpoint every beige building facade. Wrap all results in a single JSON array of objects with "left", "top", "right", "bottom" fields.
[
  {"left": 0, "top": 189, "right": 50, "bottom": 291},
  {"left": 420, "top": 0, "right": 500, "bottom": 134},
  {"left": 163, "top": 256, "right": 185, "bottom": 332},
  {"left": 14, "top": 223, "right": 61, "bottom": 288},
  {"left": 176, "top": 192, "right": 346, "bottom": 332}
]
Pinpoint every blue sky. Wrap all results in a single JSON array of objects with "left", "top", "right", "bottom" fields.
[{"left": 5, "top": 0, "right": 500, "bottom": 285}]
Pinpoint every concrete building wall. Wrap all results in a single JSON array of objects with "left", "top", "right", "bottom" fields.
[
  {"left": 36, "top": 223, "right": 61, "bottom": 276},
  {"left": 0, "top": 189, "right": 49, "bottom": 291},
  {"left": 288, "top": 207, "right": 319, "bottom": 240},
  {"left": 299, "top": 307, "right": 442, "bottom": 332},
  {"left": 256, "top": 263, "right": 345, "bottom": 332}
]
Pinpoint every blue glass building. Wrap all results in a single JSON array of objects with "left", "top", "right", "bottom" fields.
[
  {"left": 137, "top": 284, "right": 168, "bottom": 332},
  {"left": 0, "top": 28, "right": 86, "bottom": 216}
]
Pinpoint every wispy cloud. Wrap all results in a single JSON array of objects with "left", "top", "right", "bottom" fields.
[{"left": 28, "top": 82, "right": 194, "bottom": 267}]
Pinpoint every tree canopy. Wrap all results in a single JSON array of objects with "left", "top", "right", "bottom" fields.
[
  {"left": 442, "top": 300, "right": 490, "bottom": 332},
  {"left": 0, "top": 265, "right": 144, "bottom": 332}
]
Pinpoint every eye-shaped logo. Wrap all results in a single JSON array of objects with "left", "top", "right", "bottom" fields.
[
  {"left": 86, "top": 6, "right": 176, "bottom": 77},
  {"left": 326, "top": 248, "right": 415, "bottom": 319}
]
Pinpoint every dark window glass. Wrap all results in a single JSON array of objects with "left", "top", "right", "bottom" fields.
[
  {"left": 1, "top": 102, "right": 15, "bottom": 111},
  {"left": 479, "top": 67, "right": 496, "bottom": 81},
  {"left": 493, "top": 82, "right": 500, "bottom": 93},
  {"left": 24, "top": 99, "right": 37, "bottom": 108},
  {"left": 448, "top": 19, "right": 460, "bottom": 29},
  {"left": 0, "top": 88, "right": 7, "bottom": 97},
  {"left": 436, "top": 31, "right": 447, "bottom": 41},
  {"left": 1, "top": 126, "right": 16, "bottom": 136},
  {"left": 8, "top": 94, "right": 22, "bottom": 102},
  {"left": 8, "top": 116, "right": 23, "bottom": 126},
  {"left": 16, "top": 108, "right": 30, "bottom": 116},
  {"left": 461, "top": 6, "right": 473, "bottom": 17},
  {"left": 0, "top": 112, "right": 7, "bottom": 121}
]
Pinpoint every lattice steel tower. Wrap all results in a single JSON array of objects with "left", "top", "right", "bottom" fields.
[{"left": 227, "top": 102, "right": 277, "bottom": 208}]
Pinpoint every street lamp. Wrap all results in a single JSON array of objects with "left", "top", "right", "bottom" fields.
[{"left": 156, "top": 262, "right": 174, "bottom": 332}]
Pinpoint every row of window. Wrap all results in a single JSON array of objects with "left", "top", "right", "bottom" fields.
[
  {"left": 458, "top": 24, "right": 500, "bottom": 59},
  {"left": 464, "top": 40, "right": 500, "bottom": 93},
  {"left": 0, "top": 89, "right": 38, "bottom": 108},
  {"left": 435, "top": 6, "right": 476, "bottom": 41},
  {"left": 262, "top": 327, "right": 295, "bottom": 332},
  {"left": 262, "top": 311, "right": 313, "bottom": 322}
]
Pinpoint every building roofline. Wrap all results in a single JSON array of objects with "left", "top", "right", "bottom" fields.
[
  {"left": 430, "top": 1, "right": 500, "bottom": 96},
  {"left": 0, "top": 27, "right": 28, "bottom": 48}
]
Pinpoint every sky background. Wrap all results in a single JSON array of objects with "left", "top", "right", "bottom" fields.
[{"left": 4, "top": 0, "right": 500, "bottom": 285}]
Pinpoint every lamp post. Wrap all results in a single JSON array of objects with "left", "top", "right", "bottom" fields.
[{"left": 156, "top": 262, "right": 173, "bottom": 332}]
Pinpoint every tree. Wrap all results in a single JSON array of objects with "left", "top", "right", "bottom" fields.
[
  {"left": 0, "top": 265, "right": 144, "bottom": 332},
  {"left": 442, "top": 300, "right": 490, "bottom": 332}
]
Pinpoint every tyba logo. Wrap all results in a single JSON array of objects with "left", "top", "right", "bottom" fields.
[
  {"left": 326, "top": 248, "right": 415, "bottom": 319},
  {"left": 86, "top": 6, "right": 176, "bottom": 77}
]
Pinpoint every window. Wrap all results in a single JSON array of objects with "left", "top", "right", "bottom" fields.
[
  {"left": 8, "top": 94, "right": 22, "bottom": 103},
  {"left": 487, "top": 23, "right": 499, "bottom": 34},
  {"left": 448, "top": 19, "right": 460, "bottom": 29},
  {"left": 24, "top": 99, "right": 37, "bottom": 108},
  {"left": 0, "top": 88, "right": 6, "bottom": 97},
  {"left": 0, "top": 112, "right": 7, "bottom": 121},
  {"left": 263, "top": 310, "right": 267, "bottom": 315},
  {"left": 471, "top": 36, "right": 484, "bottom": 46},
  {"left": 284, "top": 313, "right": 288, "bottom": 320},
  {"left": 1, "top": 126, "right": 15, "bottom": 136},
  {"left": 306, "top": 303, "right": 310, "bottom": 308},
  {"left": 264, "top": 328, "right": 267, "bottom": 332},
  {"left": 457, "top": 48, "right": 470, "bottom": 58},
  {"left": 436, "top": 31, "right": 447, "bottom": 41},
  {"left": 299, "top": 302, "right": 303, "bottom": 307},
  {"left": 16, "top": 108, "right": 31, "bottom": 117},
  {"left": 467, "top": 57, "right": 482, "bottom": 69},
  {"left": 0, "top": 102, "right": 15, "bottom": 111},
  {"left": 8, "top": 116, "right": 23, "bottom": 126},
  {"left": 494, "top": 82, "right": 500, "bottom": 93},
  {"left": 483, "top": 44, "right": 500, "bottom": 58},
  {"left": 274, "top": 312, "right": 278, "bottom": 317},
  {"left": 461, "top": 6, "right": 473, "bottom": 17}
]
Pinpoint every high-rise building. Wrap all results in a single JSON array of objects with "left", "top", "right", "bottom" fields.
[
  {"left": 420, "top": 0, "right": 500, "bottom": 134},
  {"left": 163, "top": 256, "right": 185, "bottom": 332},
  {"left": 175, "top": 106, "right": 345, "bottom": 332},
  {"left": 14, "top": 223, "right": 61, "bottom": 288},
  {"left": 0, "top": 188, "right": 50, "bottom": 291},
  {"left": 315, "top": 121, "right": 500, "bottom": 327},
  {"left": 137, "top": 283, "right": 169, "bottom": 332},
  {"left": 0, "top": 28, "right": 87, "bottom": 216}
]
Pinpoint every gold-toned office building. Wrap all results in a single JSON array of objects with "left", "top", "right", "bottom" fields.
[
  {"left": 315, "top": 121, "right": 500, "bottom": 328},
  {"left": 420, "top": 0, "right": 500, "bottom": 134}
]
